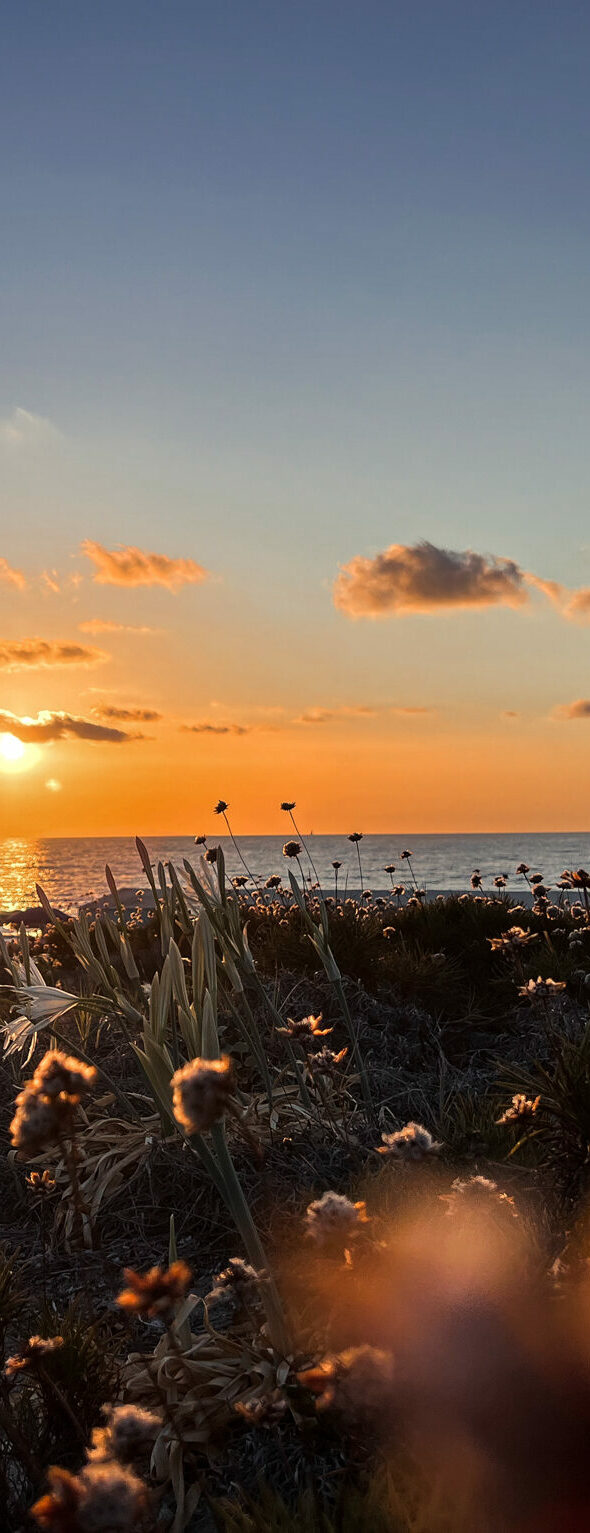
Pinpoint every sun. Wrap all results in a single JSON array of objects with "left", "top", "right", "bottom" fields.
[{"left": 0, "top": 733, "right": 28, "bottom": 770}]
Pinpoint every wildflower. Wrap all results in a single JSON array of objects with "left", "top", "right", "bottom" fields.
[
  {"left": 265, "top": 875, "right": 281, "bottom": 889},
  {"left": 471, "top": 872, "right": 482, "bottom": 889},
  {"left": 530, "top": 873, "right": 545, "bottom": 886},
  {"left": 205, "top": 847, "right": 218, "bottom": 863},
  {"left": 516, "top": 863, "right": 530, "bottom": 875},
  {"left": 400, "top": 849, "right": 412, "bottom": 859},
  {"left": 378, "top": 1122, "right": 442, "bottom": 1161},
  {"left": 214, "top": 800, "right": 228, "bottom": 815},
  {"left": 171, "top": 1055, "right": 233, "bottom": 1134},
  {"left": 234, "top": 1390, "right": 287, "bottom": 1426},
  {"left": 493, "top": 876, "right": 507, "bottom": 890},
  {"left": 298, "top": 1345, "right": 395, "bottom": 1421},
  {"left": 348, "top": 831, "right": 363, "bottom": 843},
  {"left": 31, "top": 1459, "right": 149, "bottom": 1533},
  {"left": 568, "top": 868, "right": 590, "bottom": 888},
  {"left": 445, "top": 1175, "right": 518, "bottom": 1219},
  {"left": 5, "top": 1335, "right": 64, "bottom": 1378},
  {"left": 488, "top": 926, "right": 538, "bottom": 953},
  {"left": 519, "top": 976, "right": 566, "bottom": 1000},
  {"left": 304, "top": 1191, "right": 368, "bottom": 1250},
  {"left": 384, "top": 864, "right": 396, "bottom": 874},
  {"left": 278, "top": 1013, "right": 332, "bottom": 1048},
  {"left": 194, "top": 834, "right": 207, "bottom": 845},
  {"left": 393, "top": 884, "right": 405, "bottom": 897},
  {"left": 311, "top": 1046, "right": 348, "bottom": 1075},
  {"left": 281, "top": 801, "right": 296, "bottom": 811},
  {"left": 282, "top": 840, "right": 302, "bottom": 859},
  {"left": 233, "top": 875, "right": 248, "bottom": 888},
  {"left": 88, "top": 1403, "right": 161, "bottom": 1463},
  {"left": 332, "top": 860, "right": 342, "bottom": 870},
  {"left": 117, "top": 1261, "right": 192, "bottom": 1321},
  {"left": 496, "top": 1093, "right": 540, "bottom": 1125}
]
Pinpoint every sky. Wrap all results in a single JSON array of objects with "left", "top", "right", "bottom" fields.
[{"left": 2, "top": 0, "right": 590, "bottom": 835}]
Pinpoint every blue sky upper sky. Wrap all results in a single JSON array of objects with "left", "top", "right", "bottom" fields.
[{"left": 2, "top": 2, "right": 590, "bottom": 831}]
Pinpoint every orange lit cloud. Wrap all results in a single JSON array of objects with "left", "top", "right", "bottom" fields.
[
  {"left": 82, "top": 540, "right": 210, "bottom": 590},
  {"left": 79, "top": 620, "right": 160, "bottom": 635},
  {"left": 0, "top": 639, "right": 107, "bottom": 671},
  {"left": 334, "top": 540, "right": 528, "bottom": 618},
  {"left": 94, "top": 705, "right": 162, "bottom": 722},
  {"left": 0, "top": 709, "right": 143, "bottom": 743},
  {"left": 0, "top": 556, "right": 27, "bottom": 590},
  {"left": 554, "top": 699, "right": 590, "bottom": 720},
  {"left": 294, "top": 704, "right": 433, "bottom": 725}
]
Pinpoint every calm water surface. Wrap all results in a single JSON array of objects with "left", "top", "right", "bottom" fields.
[{"left": 1, "top": 833, "right": 590, "bottom": 913}]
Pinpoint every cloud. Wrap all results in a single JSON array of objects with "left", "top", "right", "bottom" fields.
[
  {"left": 0, "top": 710, "right": 143, "bottom": 744},
  {"left": 525, "top": 574, "right": 590, "bottom": 624},
  {"left": 81, "top": 540, "right": 210, "bottom": 590},
  {"left": 0, "top": 639, "right": 107, "bottom": 671},
  {"left": 181, "top": 722, "right": 251, "bottom": 736},
  {"left": 554, "top": 699, "right": 590, "bottom": 720},
  {"left": 0, "top": 407, "right": 61, "bottom": 448},
  {"left": 334, "top": 540, "right": 529, "bottom": 618},
  {"left": 293, "top": 704, "right": 433, "bottom": 725},
  {"left": 42, "top": 570, "right": 61, "bottom": 594},
  {"left": 78, "top": 619, "right": 160, "bottom": 635},
  {"left": 94, "top": 705, "right": 162, "bottom": 723},
  {"left": 0, "top": 556, "right": 27, "bottom": 590}
]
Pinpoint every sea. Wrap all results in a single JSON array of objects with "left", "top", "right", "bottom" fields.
[{"left": 1, "top": 833, "right": 590, "bottom": 915}]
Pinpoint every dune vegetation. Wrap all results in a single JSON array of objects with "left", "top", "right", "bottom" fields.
[{"left": 2, "top": 827, "right": 590, "bottom": 1530}]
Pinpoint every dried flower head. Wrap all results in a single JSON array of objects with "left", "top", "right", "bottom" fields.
[
  {"left": 471, "top": 872, "right": 482, "bottom": 888},
  {"left": 31, "top": 1459, "right": 149, "bottom": 1533},
  {"left": 311, "top": 1045, "right": 348, "bottom": 1075},
  {"left": 208, "top": 1257, "right": 262, "bottom": 1306},
  {"left": 32, "top": 1051, "right": 97, "bottom": 1100},
  {"left": 171, "top": 1055, "right": 233, "bottom": 1134},
  {"left": 516, "top": 863, "right": 530, "bottom": 875},
  {"left": 233, "top": 875, "right": 248, "bottom": 888},
  {"left": 234, "top": 1389, "right": 287, "bottom": 1427},
  {"left": 281, "top": 801, "right": 296, "bottom": 811},
  {"left": 278, "top": 1013, "right": 332, "bottom": 1047},
  {"left": 5, "top": 1335, "right": 64, "bottom": 1379},
  {"left": 305, "top": 1191, "right": 368, "bottom": 1249},
  {"left": 384, "top": 864, "right": 396, "bottom": 874},
  {"left": 214, "top": 800, "right": 228, "bottom": 815},
  {"left": 519, "top": 976, "right": 566, "bottom": 1000},
  {"left": 26, "top": 1169, "right": 56, "bottom": 1192},
  {"left": 205, "top": 847, "right": 218, "bottom": 863},
  {"left": 194, "top": 834, "right": 207, "bottom": 845},
  {"left": 348, "top": 832, "right": 363, "bottom": 843},
  {"left": 400, "top": 849, "right": 412, "bottom": 859},
  {"left": 496, "top": 1093, "right": 540, "bottom": 1125},
  {"left": 378, "top": 1122, "right": 442, "bottom": 1161},
  {"left": 332, "top": 860, "right": 342, "bottom": 870},
  {"left": 298, "top": 1344, "right": 395, "bottom": 1421},
  {"left": 282, "top": 840, "right": 302, "bottom": 858},
  {"left": 488, "top": 926, "right": 538, "bottom": 953},
  {"left": 445, "top": 1175, "right": 518, "bottom": 1219},
  {"left": 493, "top": 876, "right": 507, "bottom": 889},
  {"left": 265, "top": 874, "right": 281, "bottom": 888},
  {"left": 117, "top": 1261, "right": 192, "bottom": 1321},
  {"left": 88, "top": 1403, "right": 161, "bottom": 1463}
]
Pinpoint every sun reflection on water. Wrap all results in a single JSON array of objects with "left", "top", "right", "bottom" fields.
[{"left": 0, "top": 840, "right": 48, "bottom": 914}]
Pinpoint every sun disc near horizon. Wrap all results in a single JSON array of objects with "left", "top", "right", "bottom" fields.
[{"left": 0, "top": 733, "right": 30, "bottom": 771}]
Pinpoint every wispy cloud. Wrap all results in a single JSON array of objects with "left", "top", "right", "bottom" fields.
[
  {"left": 293, "top": 704, "right": 433, "bottom": 725},
  {"left": 554, "top": 699, "right": 590, "bottom": 720},
  {"left": 0, "top": 407, "right": 62, "bottom": 449},
  {"left": 180, "top": 722, "right": 251, "bottom": 736},
  {"left": 527, "top": 574, "right": 590, "bottom": 623},
  {"left": 78, "top": 619, "right": 160, "bottom": 635},
  {"left": 0, "top": 556, "right": 27, "bottom": 590},
  {"left": 94, "top": 705, "right": 162, "bottom": 723},
  {"left": 334, "top": 540, "right": 528, "bottom": 618},
  {"left": 81, "top": 540, "right": 210, "bottom": 590},
  {"left": 0, "top": 639, "right": 107, "bottom": 671},
  {"left": 0, "top": 709, "right": 144, "bottom": 744}
]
